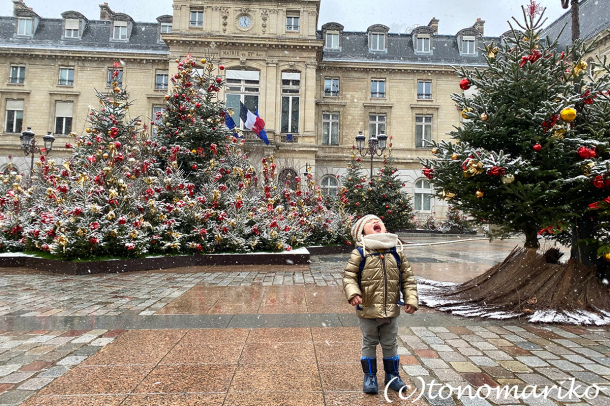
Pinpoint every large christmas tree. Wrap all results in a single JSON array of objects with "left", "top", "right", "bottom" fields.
[{"left": 418, "top": 4, "right": 610, "bottom": 321}]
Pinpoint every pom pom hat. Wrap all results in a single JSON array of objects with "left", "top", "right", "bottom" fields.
[{"left": 351, "top": 214, "right": 381, "bottom": 242}]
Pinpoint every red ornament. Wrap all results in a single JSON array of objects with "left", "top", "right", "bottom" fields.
[
  {"left": 533, "top": 143, "right": 542, "bottom": 151},
  {"left": 578, "top": 146, "right": 597, "bottom": 159},
  {"left": 422, "top": 167, "right": 434, "bottom": 180},
  {"left": 216, "top": 77, "right": 222, "bottom": 83},
  {"left": 115, "top": 141, "right": 121, "bottom": 149},
  {"left": 192, "top": 164, "right": 198, "bottom": 170},
  {"left": 459, "top": 78, "right": 471, "bottom": 90},
  {"left": 195, "top": 102, "right": 201, "bottom": 108}
]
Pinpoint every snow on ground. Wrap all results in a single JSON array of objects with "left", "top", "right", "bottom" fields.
[{"left": 417, "top": 277, "right": 610, "bottom": 325}]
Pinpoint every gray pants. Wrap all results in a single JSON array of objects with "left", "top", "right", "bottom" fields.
[{"left": 358, "top": 317, "right": 399, "bottom": 358}]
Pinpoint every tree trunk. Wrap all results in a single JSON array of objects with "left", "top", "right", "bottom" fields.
[{"left": 524, "top": 230, "right": 539, "bottom": 249}]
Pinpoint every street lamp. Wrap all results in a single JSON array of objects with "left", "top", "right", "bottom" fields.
[
  {"left": 355, "top": 131, "right": 387, "bottom": 179},
  {"left": 20, "top": 127, "right": 55, "bottom": 178}
]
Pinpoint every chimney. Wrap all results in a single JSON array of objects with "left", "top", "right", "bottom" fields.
[
  {"left": 13, "top": 0, "right": 28, "bottom": 16},
  {"left": 473, "top": 18, "right": 485, "bottom": 35},
  {"left": 427, "top": 17, "right": 439, "bottom": 34},
  {"left": 99, "top": 3, "right": 113, "bottom": 21}
]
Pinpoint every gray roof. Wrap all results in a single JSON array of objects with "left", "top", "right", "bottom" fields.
[
  {"left": 319, "top": 31, "right": 496, "bottom": 67},
  {"left": 0, "top": 16, "right": 169, "bottom": 55},
  {"left": 542, "top": 0, "right": 610, "bottom": 48}
]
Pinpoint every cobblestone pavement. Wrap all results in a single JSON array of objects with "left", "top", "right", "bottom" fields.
[{"left": 1, "top": 235, "right": 607, "bottom": 406}]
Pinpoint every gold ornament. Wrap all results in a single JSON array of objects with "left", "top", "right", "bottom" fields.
[
  {"left": 451, "top": 153, "right": 459, "bottom": 160},
  {"left": 86, "top": 128, "right": 91, "bottom": 133},
  {"left": 113, "top": 87, "right": 121, "bottom": 93},
  {"left": 431, "top": 147, "right": 439, "bottom": 154},
  {"left": 523, "top": 36, "right": 529, "bottom": 42},
  {"left": 560, "top": 107, "right": 577, "bottom": 122},
  {"left": 501, "top": 174, "right": 515, "bottom": 184},
  {"left": 461, "top": 107, "right": 473, "bottom": 119},
  {"left": 442, "top": 190, "right": 456, "bottom": 200},
  {"left": 103, "top": 153, "right": 109, "bottom": 159},
  {"left": 480, "top": 113, "right": 488, "bottom": 121},
  {"left": 475, "top": 190, "right": 484, "bottom": 198},
  {"left": 604, "top": 253, "right": 610, "bottom": 262},
  {"left": 488, "top": 52, "right": 496, "bottom": 59},
  {"left": 201, "top": 58, "right": 207, "bottom": 64}
]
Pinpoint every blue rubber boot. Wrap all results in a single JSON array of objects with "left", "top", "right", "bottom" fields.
[
  {"left": 383, "top": 356, "right": 408, "bottom": 392},
  {"left": 360, "top": 357, "right": 378, "bottom": 394}
]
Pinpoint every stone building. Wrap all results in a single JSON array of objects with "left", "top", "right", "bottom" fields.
[{"left": 5, "top": 0, "right": 605, "bottom": 219}]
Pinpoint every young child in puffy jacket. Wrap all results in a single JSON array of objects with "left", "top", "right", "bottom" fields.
[{"left": 343, "top": 214, "right": 419, "bottom": 395}]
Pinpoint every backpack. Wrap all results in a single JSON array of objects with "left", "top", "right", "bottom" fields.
[{"left": 355, "top": 246, "right": 404, "bottom": 310}]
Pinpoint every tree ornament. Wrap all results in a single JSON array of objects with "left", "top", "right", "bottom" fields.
[
  {"left": 480, "top": 113, "right": 488, "bottom": 121},
  {"left": 604, "top": 253, "right": 610, "bottom": 262},
  {"left": 475, "top": 190, "right": 484, "bottom": 198},
  {"left": 533, "top": 143, "right": 542, "bottom": 151},
  {"left": 442, "top": 190, "right": 456, "bottom": 200},
  {"left": 113, "top": 87, "right": 121, "bottom": 93},
  {"left": 560, "top": 107, "right": 577, "bottom": 122},
  {"left": 201, "top": 58, "right": 207, "bottom": 64},
  {"left": 461, "top": 108, "right": 473, "bottom": 119},
  {"left": 164, "top": 95, "right": 170, "bottom": 100},
  {"left": 431, "top": 147, "right": 439, "bottom": 154},
  {"left": 459, "top": 78, "right": 471, "bottom": 90},
  {"left": 501, "top": 174, "right": 515, "bottom": 184},
  {"left": 451, "top": 153, "right": 459, "bottom": 160}
]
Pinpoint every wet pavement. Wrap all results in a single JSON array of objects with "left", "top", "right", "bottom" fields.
[{"left": 1, "top": 235, "right": 608, "bottom": 405}]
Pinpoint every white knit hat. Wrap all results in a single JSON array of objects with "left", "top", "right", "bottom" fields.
[{"left": 350, "top": 214, "right": 381, "bottom": 243}]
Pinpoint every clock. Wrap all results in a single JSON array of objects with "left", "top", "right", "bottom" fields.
[{"left": 238, "top": 15, "right": 251, "bottom": 28}]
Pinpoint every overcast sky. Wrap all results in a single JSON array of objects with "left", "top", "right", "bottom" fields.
[{"left": 1, "top": 0, "right": 570, "bottom": 36}]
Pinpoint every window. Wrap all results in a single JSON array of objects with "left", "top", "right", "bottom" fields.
[
  {"left": 370, "top": 33, "right": 385, "bottom": 51},
  {"left": 371, "top": 79, "right": 385, "bottom": 98},
  {"left": 369, "top": 114, "right": 386, "bottom": 137},
  {"left": 416, "top": 36, "right": 430, "bottom": 52},
  {"left": 17, "top": 18, "right": 32, "bottom": 36},
  {"left": 65, "top": 19, "right": 79, "bottom": 38},
  {"left": 321, "top": 176, "right": 339, "bottom": 197},
  {"left": 190, "top": 11, "right": 203, "bottom": 27},
  {"left": 324, "top": 78, "right": 339, "bottom": 97},
  {"left": 55, "top": 102, "right": 73, "bottom": 135},
  {"left": 9, "top": 66, "right": 25, "bottom": 84},
  {"left": 462, "top": 36, "right": 476, "bottom": 54},
  {"left": 152, "top": 106, "right": 164, "bottom": 138},
  {"left": 415, "top": 115, "right": 433, "bottom": 148},
  {"left": 161, "top": 23, "right": 172, "bottom": 33},
  {"left": 113, "top": 21, "right": 127, "bottom": 40},
  {"left": 322, "top": 113, "right": 339, "bottom": 145},
  {"left": 286, "top": 15, "right": 299, "bottom": 31},
  {"left": 281, "top": 72, "right": 300, "bottom": 133},
  {"left": 59, "top": 67, "right": 74, "bottom": 86},
  {"left": 107, "top": 68, "right": 123, "bottom": 87},
  {"left": 417, "top": 80, "right": 432, "bottom": 99},
  {"left": 225, "top": 70, "right": 260, "bottom": 130},
  {"left": 325, "top": 32, "right": 339, "bottom": 49},
  {"left": 5, "top": 100, "right": 23, "bottom": 133},
  {"left": 155, "top": 70, "right": 168, "bottom": 90},
  {"left": 414, "top": 179, "right": 432, "bottom": 211}
]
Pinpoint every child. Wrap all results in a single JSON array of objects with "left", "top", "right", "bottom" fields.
[{"left": 343, "top": 214, "right": 418, "bottom": 394}]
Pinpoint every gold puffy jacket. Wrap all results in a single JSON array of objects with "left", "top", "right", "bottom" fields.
[{"left": 343, "top": 248, "right": 418, "bottom": 319}]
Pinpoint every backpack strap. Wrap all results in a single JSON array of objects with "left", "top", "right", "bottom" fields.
[
  {"left": 355, "top": 247, "right": 381, "bottom": 311},
  {"left": 390, "top": 247, "right": 405, "bottom": 306}
]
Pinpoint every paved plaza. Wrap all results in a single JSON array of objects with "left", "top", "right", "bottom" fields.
[{"left": 0, "top": 235, "right": 609, "bottom": 405}]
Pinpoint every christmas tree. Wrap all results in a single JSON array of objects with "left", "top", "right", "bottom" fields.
[
  {"left": 418, "top": 3, "right": 610, "bottom": 320},
  {"left": 0, "top": 162, "right": 28, "bottom": 252},
  {"left": 154, "top": 56, "right": 233, "bottom": 183},
  {"left": 342, "top": 144, "right": 414, "bottom": 233}
]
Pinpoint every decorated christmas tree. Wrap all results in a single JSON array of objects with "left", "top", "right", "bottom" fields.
[
  {"left": 154, "top": 55, "right": 233, "bottom": 183},
  {"left": 418, "top": 3, "right": 610, "bottom": 321},
  {"left": 342, "top": 144, "right": 414, "bottom": 232},
  {"left": 0, "top": 162, "right": 28, "bottom": 252}
]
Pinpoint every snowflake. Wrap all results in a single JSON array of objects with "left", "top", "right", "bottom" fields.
[{"left": 527, "top": 0, "right": 543, "bottom": 18}]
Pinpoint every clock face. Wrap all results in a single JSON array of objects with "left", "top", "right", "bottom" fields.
[{"left": 238, "top": 15, "right": 251, "bottom": 28}]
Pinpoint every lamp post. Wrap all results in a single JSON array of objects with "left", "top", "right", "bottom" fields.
[
  {"left": 20, "top": 127, "right": 55, "bottom": 180},
  {"left": 355, "top": 131, "right": 387, "bottom": 179}
]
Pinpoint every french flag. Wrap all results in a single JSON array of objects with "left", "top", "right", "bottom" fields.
[{"left": 239, "top": 102, "right": 269, "bottom": 145}]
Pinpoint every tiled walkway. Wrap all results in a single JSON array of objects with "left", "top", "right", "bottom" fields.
[{"left": 2, "top": 236, "right": 608, "bottom": 405}]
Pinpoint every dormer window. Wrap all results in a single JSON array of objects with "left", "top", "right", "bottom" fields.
[
  {"left": 326, "top": 32, "right": 339, "bottom": 49},
  {"left": 462, "top": 36, "right": 476, "bottom": 54},
  {"left": 416, "top": 35, "right": 430, "bottom": 52},
  {"left": 113, "top": 21, "right": 128, "bottom": 40},
  {"left": 370, "top": 33, "right": 385, "bottom": 51},
  {"left": 17, "top": 18, "right": 32, "bottom": 36},
  {"left": 65, "top": 19, "right": 80, "bottom": 38},
  {"left": 161, "top": 23, "right": 172, "bottom": 33}
]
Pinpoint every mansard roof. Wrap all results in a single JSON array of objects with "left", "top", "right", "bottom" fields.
[
  {"left": 319, "top": 30, "right": 494, "bottom": 66},
  {"left": 0, "top": 16, "right": 168, "bottom": 54},
  {"left": 542, "top": 0, "right": 610, "bottom": 48}
]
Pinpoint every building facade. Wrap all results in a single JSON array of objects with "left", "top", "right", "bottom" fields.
[{"left": 9, "top": 0, "right": 603, "bottom": 219}]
